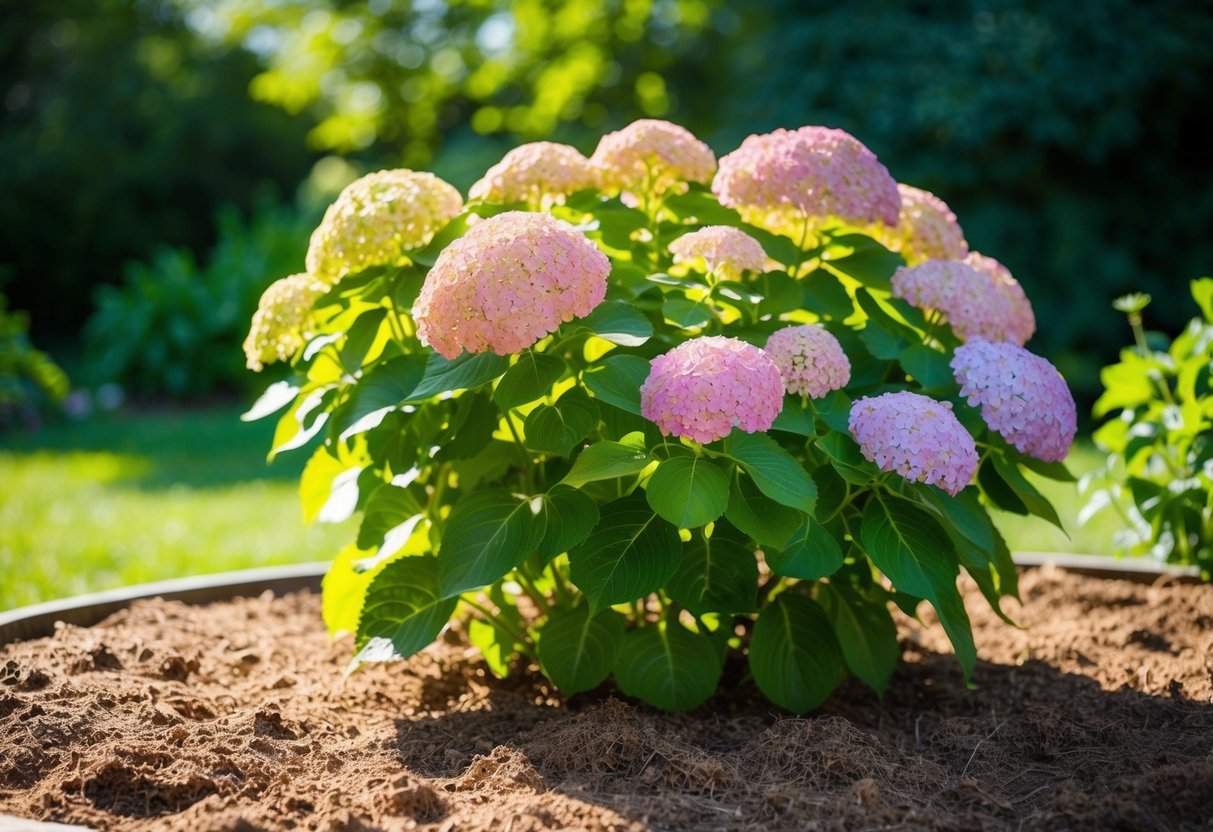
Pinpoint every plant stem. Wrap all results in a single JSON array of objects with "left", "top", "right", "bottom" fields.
[
  {"left": 514, "top": 571, "right": 552, "bottom": 615},
  {"left": 461, "top": 596, "right": 536, "bottom": 660}
]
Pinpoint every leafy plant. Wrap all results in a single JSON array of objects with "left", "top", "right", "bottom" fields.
[
  {"left": 85, "top": 195, "right": 314, "bottom": 398},
  {"left": 247, "top": 122, "right": 1076, "bottom": 711},
  {"left": 1082, "top": 281, "right": 1213, "bottom": 578},
  {"left": 0, "top": 293, "right": 69, "bottom": 430}
]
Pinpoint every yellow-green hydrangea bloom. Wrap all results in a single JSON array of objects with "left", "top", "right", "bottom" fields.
[{"left": 243, "top": 273, "right": 326, "bottom": 371}]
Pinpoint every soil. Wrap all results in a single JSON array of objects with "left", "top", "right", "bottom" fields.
[{"left": 1, "top": 565, "right": 1211, "bottom": 832}]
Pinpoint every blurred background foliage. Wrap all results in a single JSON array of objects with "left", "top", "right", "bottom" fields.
[{"left": 1, "top": 0, "right": 1210, "bottom": 405}]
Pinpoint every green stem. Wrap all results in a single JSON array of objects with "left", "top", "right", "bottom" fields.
[
  {"left": 461, "top": 596, "right": 536, "bottom": 660},
  {"left": 514, "top": 571, "right": 551, "bottom": 615},
  {"left": 787, "top": 213, "right": 813, "bottom": 279}
]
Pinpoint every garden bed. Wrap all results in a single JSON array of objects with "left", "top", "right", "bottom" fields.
[{"left": 1, "top": 564, "right": 1211, "bottom": 832}]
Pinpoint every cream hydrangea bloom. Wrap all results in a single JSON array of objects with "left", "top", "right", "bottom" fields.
[
  {"left": 591, "top": 119, "right": 716, "bottom": 199},
  {"left": 468, "top": 142, "right": 595, "bottom": 208},
  {"left": 306, "top": 169, "right": 463, "bottom": 285},
  {"left": 874, "top": 184, "right": 969, "bottom": 264},
  {"left": 243, "top": 273, "right": 326, "bottom": 371},
  {"left": 668, "top": 226, "right": 769, "bottom": 281}
]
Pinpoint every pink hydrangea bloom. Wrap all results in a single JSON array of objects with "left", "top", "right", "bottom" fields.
[
  {"left": 848, "top": 392, "right": 978, "bottom": 496},
  {"left": 591, "top": 119, "right": 716, "bottom": 198},
  {"left": 243, "top": 273, "right": 326, "bottom": 371},
  {"left": 764, "top": 325, "right": 851, "bottom": 399},
  {"left": 640, "top": 336, "right": 785, "bottom": 444},
  {"left": 951, "top": 339, "right": 1076, "bottom": 462},
  {"left": 876, "top": 184, "right": 969, "bottom": 264},
  {"left": 468, "top": 142, "right": 595, "bottom": 208},
  {"left": 668, "top": 226, "right": 769, "bottom": 281},
  {"left": 306, "top": 169, "right": 463, "bottom": 285},
  {"left": 891, "top": 259, "right": 1032, "bottom": 346},
  {"left": 413, "top": 211, "right": 610, "bottom": 359},
  {"left": 963, "top": 252, "right": 1036, "bottom": 345},
  {"left": 712, "top": 126, "right": 901, "bottom": 237}
]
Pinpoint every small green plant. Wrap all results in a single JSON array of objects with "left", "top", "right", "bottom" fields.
[
  {"left": 84, "top": 195, "right": 315, "bottom": 398},
  {"left": 1082, "top": 280, "right": 1213, "bottom": 578},
  {"left": 0, "top": 293, "right": 69, "bottom": 430},
  {"left": 246, "top": 122, "right": 1077, "bottom": 711}
]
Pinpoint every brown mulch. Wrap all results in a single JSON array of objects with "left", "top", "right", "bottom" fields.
[{"left": 1, "top": 565, "right": 1211, "bottom": 831}]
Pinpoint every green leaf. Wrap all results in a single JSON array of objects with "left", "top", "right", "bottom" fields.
[
  {"left": 978, "top": 456, "right": 1028, "bottom": 515},
  {"left": 536, "top": 605, "right": 625, "bottom": 694},
  {"left": 802, "top": 270, "right": 854, "bottom": 320},
  {"left": 817, "top": 582, "right": 899, "bottom": 697},
  {"left": 663, "top": 188, "right": 744, "bottom": 225},
  {"left": 822, "top": 237, "right": 902, "bottom": 291},
  {"left": 817, "top": 431, "right": 879, "bottom": 485},
  {"left": 663, "top": 296, "right": 714, "bottom": 329},
  {"left": 437, "top": 491, "right": 545, "bottom": 599},
  {"left": 333, "top": 354, "right": 428, "bottom": 439},
  {"left": 404, "top": 351, "right": 510, "bottom": 403},
  {"left": 561, "top": 439, "right": 652, "bottom": 488},
  {"left": 494, "top": 351, "right": 568, "bottom": 411},
  {"left": 523, "top": 387, "right": 599, "bottom": 456},
  {"left": 860, "top": 497, "right": 975, "bottom": 678},
  {"left": 269, "top": 387, "right": 333, "bottom": 460},
  {"left": 300, "top": 445, "right": 345, "bottom": 525},
  {"left": 1191, "top": 277, "right": 1213, "bottom": 323},
  {"left": 568, "top": 495, "right": 681, "bottom": 611},
  {"left": 1018, "top": 457, "right": 1076, "bottom": 482},
  {"left": 724, "top": 471, "right": 803, "bottom": 551},
  {"left": 666, "top": 521, "right": 758, "bottom": 616},
  {"left": 537, "top": 485, "right": 600, "bottom": 560},
  {"left": 242, "top": 380, "right": 299, "bottom": 422},
  {"left": 351, "top": 556, "right": 458, "bottom": 669},
  {"left": 645, "top": 455, "right": 730, "bottom": 529},
  {"left": 358, "top": 483, "right": 425, "bottom": 555},
  {"left": 577, "top": 301, "right": 653, "bottom": 346},
  {"left": 613, "top": 621, "right": 722, "bottom": 711},
  {"left": 583, "top": 353, "right": 650, "bottom": 415},
  {"left": 814, "top": 389, "right": 854, "bottom": 433},
  {"left": 856, "top": 289, "right": 918, "bottom": 360},
  {"left": 749, "top": 593, "right": 846, "bottom": 713},
  {"left": 467, "top": 617, "right": 515, "bottom": 679},
  {"left": 340, "top": 307, "right": 388, "bottom": 373},
  {"left": 767, "top": 519, "right": 844, "bottom": 580},
  {"left": 770, "top": 399, "right": 817, "bottom": 436},
  {"left": 992, "top": 454, "right": 1065, "bottom": 531},
  {"left": 322, "top": 544, "right": 376, "bottom": 637},
  {"left": 723, "top": 432, "right": 817, "bottom": 514},
  {"left": 900, "top": 344, "right": 955, "bottom": 389}
]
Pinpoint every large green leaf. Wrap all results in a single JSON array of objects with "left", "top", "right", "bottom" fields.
[
  {"left": 437, "top": 490, "right": 545, "bottom": 599},
  {"left": 900, "top": 344, "right": 955, "bottom": 389},
  {"left": 322, "top": 544, "right": 375, "bottom": 637},
  {"left": 339, "top": 307, "right": 388, "bottom": 373},
  {"left": 333, "top": 354, "right": 429, "bottom": 439},
  {"left": 766, "top": 519, "right": 844, "bottom": 580},
  {"left": 817, "top": 582, "right": 899, "bottom": 697},
  {"left": 749, "top": 594, "right": 846, "bottom": 713},
  {"left": 645, "top": 455, "right": 730, "bottom": 529},
  {"left": 494, "top": 351, "right": 568, "bottom": 411},
  {"left": 802, "top": 270, "right": 854, "bottom": 320},
  {"left": 403, "top": 351, "right": 510, "bottom": 403},
  {"left": 613, "top": 621, "right": 722, "bottom": 711},
  {"left": 665, "top": 521, "right": 757, "bottom": 616},
  {"left": 351, "top": 556, "right": 458, "bottom": 669},
  {"left": 860, "top": 497, "right": 975, "bottom": 678},
  {"left": 724, "top": 471, "right": 803, "bottom": 551},
  {"left": 577, "top": 300, "right": 653, "bottom": 346},
  {"left": 560, "top": 438, "right": 652, "bottom": 488},
  {"left": 568, "top": 495, "right": 681, "bottom": 611},
  {"left": 357, "top": 483, "right": 425, "bottom": 555},
  {"left": 723, "top": 432, "right": 817, "bottom": 514},
  {"left": 583, "top": 353, "right": 650, "bottom": 415},
  {"left": 523, "top": 387, "right": 599, "bottom": 457},
  {"left": 663, "top": 296, "right": 714, "bottom": 329},
  {"left": 992, "top": 454, "right": 1065, "bottom": 531},
  {"left": 817, "top": 431, "right": 879, "bottom": 485},
  {"left": 536, "top": 605, "right": 625, "bottom": 694},
  {"left": 537, "top": 485, "right": 600, "bottom": 560}
]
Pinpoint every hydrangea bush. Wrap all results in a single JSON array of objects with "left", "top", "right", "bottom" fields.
[
  {"left": 245, "top": 120, "right": 1077, "bottom": 712},
  {"left": 1082, "top": 282, "right": 1213, "bottom": 579}
]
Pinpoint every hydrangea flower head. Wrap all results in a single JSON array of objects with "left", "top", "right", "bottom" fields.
[
  {"left": 243, "top": 273, "right": 326, "bottom": 371},
  {"left": 712, "top": 126, "right": 900, "bottom": 237},
  {"left": 848, "top": 392, "right": 978, "bottom": 496},
  {"left": 951, "top": 339, "right": 1076, "bottom": 462},
  {"left": 963, "top": 252, "right": 1036, "bottom": 345},
  {"left": 875, "top": 184, "right": 969, "bottom": 264},
  {"left": 668, "top": 226, "right": 769, "bottom": 281},
  {"left": 306, "top": 169, "right": 463, "bottom": 285},
  {"left": 413, "top": 211, "right": 610, "bottom": 359},
  {"left": 891, "top": 259, "right": 1033, "bottom": 346},
  {"left": 468, "top": 142, "right": 595, "bottom": 208},
  {"left": 591, "top": 119, "right": 716, "bottom": 198},
  {"left": 764, "top": 325, "right": 851, "bottom": 399},
  {"left": 640, "top": 336, "right": 785, "bottom": 444}
]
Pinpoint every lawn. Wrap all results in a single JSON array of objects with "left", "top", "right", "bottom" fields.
[{"left": 0, "top": 405, "right": 1121, "bottom": 611}]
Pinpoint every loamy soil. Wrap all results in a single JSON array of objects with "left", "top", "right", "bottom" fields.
[{"left": 1, "top": 565, "right": 1211, "bottom": 832}]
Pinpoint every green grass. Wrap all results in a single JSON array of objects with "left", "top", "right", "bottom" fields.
[
  {"left": 0, "top": 404, "right": 1123, "bottom": 612},
  {"left": 0, "top": 405, "right": 352, "bottom": 611}
]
